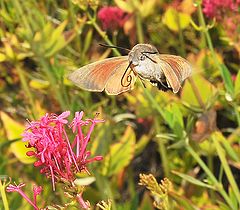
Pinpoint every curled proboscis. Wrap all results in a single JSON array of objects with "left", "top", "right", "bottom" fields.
[{"left": 121, "top": 62, "right": 132, "bottom": 87}]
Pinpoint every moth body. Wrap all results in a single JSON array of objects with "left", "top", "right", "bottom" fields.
[{"left": 128, "top": 44, "right": 170, "bottom": 90}]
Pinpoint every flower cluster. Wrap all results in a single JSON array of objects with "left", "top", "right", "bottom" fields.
[
  {"left": 203, "top": 0, "right": 240, "bottom": 19},
  {"left": 97, "top": 6, "right": 129, "bottom": 31},
  {"left": 22, "top": 111, "right": 104, "bottom": 190}
]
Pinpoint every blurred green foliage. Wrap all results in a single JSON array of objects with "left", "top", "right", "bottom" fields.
[{"left": 0, "top": 0, "right": 240, "bottom": 209}]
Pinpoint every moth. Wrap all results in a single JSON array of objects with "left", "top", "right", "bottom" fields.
[{"left": 68, "top": 44, "right": 192, "bottom": 95}]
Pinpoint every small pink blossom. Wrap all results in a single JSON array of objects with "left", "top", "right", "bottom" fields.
[
  {"left": 22, "top": 111, "right": 104, "bottom": 191},
  {"left": 97, "top": 6, "right": 129, "bottom": 31},
  {"left": 6, "top": 183, "right": 40, "bottom": 210}
]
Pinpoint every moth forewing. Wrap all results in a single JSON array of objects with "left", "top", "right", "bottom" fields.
[{"left": 68, "top": 56, "right": 129, "bottom": 93}]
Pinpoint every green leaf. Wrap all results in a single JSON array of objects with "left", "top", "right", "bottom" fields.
[
  {"left": 170, "top": 192, "right": 198, "bottom": 210},
  {"left": 0, "top": 53, "right": 6, "bottom": 62},
  {"left": 215, "top": 132, "right": 240, "bottom": 162},
  {"left": 181, "top": 74, "right": 217, "bottom": 107},
  {"left": 172, "top": 170, "right": 216, "bottom": 189},
  {"left": 82, "top": 29, "right": 93, "bottom": 55},
  {"left": 162, "top": 103, "right": 184, "bottom": 138},
  {"left": 115, "top": 0, "right": 134, "bottom": 13},
  {"left": 135, "top": 134, "right": 151, "bottom": 156},
  {"left": 0, "top": 112, "right": 35, "bottom": 164},
  {"left": 44, "top": 36, "right": 66, "bottom": 57},
  {"left": 44, "top": 20, "right": 68, "bottom": 57},
  {"left": 163, "top": 7, "right": 191, "bottom": 31},
  {"left": 234, "top": 70, "right": 240, "bottom": 97},
  {"left": 29, "top": 78, "right": 50, "bottom": 89},
  {"left": 220, "top": 64, "right": 234, "bottom": 96},
  {"left": 101, "top": 126, "right": 136, "bottom": 176},
  {"left": 229, "top": 186, "right": 238, "bottom": 209}
]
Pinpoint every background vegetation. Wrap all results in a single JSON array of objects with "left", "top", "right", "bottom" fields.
[{"left": 0, "top": 0, "right": 240, "bottom": 209}]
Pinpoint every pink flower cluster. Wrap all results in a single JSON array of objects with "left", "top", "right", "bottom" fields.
[
  {"left": 203, "top": 0, "right": 240, "bottom": 19},
  {"left": 22, "top": 111, "right": 103, "bottom": 190},
  {"left": 97, "top": 6, "right": 129, "bottom": 31}
]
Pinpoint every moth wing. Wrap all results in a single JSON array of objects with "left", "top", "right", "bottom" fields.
[
  {"left": 105, "top": 64, "right": 137, "bottom": 95},
  {"left": 68, "top": 56, "right": 129, "bottom": 93},
  {"left": 156, "top": 54, "right": 192, "bottom": 93}
]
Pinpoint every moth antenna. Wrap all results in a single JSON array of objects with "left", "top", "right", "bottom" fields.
[
  {"left": 121, "top": 61, "right": 133, "bottom": 87},
  {"left": 99, "top": 43, "right": 131, "bottom": 52},
  {"left": 142, "top": 51, "right": 158, "bottom": 54},
  {"left": 142, "top": 52, "right": 157, "bottom": 63}
]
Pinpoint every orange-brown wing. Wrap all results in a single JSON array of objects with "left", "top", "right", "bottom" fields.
[
  {"left": 105, "top": 64, "right": 137, "bottom": 95},
  {"left": 156, "top": 54, "right": 192, "bottom": 93},
  {"left": 68, "top": 56, "right": 129, "bottom": 93}
]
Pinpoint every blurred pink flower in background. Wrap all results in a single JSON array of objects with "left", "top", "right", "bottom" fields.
[
  {"left": 97, "top": 6, "right": 129, "bottom": 31},
  {"left": 203, "top": 0, "right": 240, "bottom": 19},
  {"left": 22, "top": 111, "right": 104, "bottom": 191}
]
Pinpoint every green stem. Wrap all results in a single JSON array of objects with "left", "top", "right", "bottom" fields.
[
  {"left": 142, "top": 86, "right": 165, "bottom": 119},
  {"left": 197, "top": 5, "right": 239, "bottom": 126},
  {"left": 15, "top": 64, "right": 36, "bottom": 118},
  {"left": 233, "top": 104, "right": 240, "bottom": 127},
  {"left": 155, "top": 119, "right": 170, "bottom": 177},
  {"left": 0, "top": 180, "right": 9, "bottom": 210},
  {"left": 14, "top": 0, "right": 33, "bottom": 38},
  {"left": 176, "top": 13, "right": 205, "bottom": 109},
  {"left": 197, "top": 7, "right": 207, "bottom": 48},
  {"left": 136, "top": 14, "right": 144, "bottom": 43},
  {"left": 207, "top": 155, "right": 216, "bottom": 201},
  {"left": 67, "top": 0, "right": 81, "bottom": 52},
  {"left": 212, "top": 137, "right": 240, "bottom": 205},
  {"left": 88, "top": 13, "right": 121, "bottom": 56},
  {"left": 186, "top": 145, "right": 235, "bottom": 209}
]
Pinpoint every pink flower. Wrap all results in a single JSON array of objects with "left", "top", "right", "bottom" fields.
[
  {"left": 6, "top": 183, "right": 42, "bottom": 210},
  {"left": 22, "top": 111, "right": 104, "bottom": 191},
  {"left": 203, "top": 0, "right": 240, "bottom": 19},
  {"left": 97, "top": 6, "right": 129, "bottom": 31}
]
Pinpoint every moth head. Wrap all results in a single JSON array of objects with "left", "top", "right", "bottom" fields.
[{"left": 128, "top": 44, "right": 159, "bottom": 66}]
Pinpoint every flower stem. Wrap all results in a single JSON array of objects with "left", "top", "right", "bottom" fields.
[
  {"left": 18, "top": 189, "right": 39, "bottom": 210},
  {"left": 186, "top": 144, "right": 235, "bottom": 209},
  {"left": 87, "top": 13, "right": 121, "bottom": 56},
  {"left": 0, "top": 180, "right": 9, "bottom": 210},
  {"left": 176, "top": 13, "right": 205, "bottom": 109},
  {"left": 155, "top": 118, "right": 170, "bottom": 177},
  {"left": 211, "top": 136, "right": 240, "bottom": 205},
  {"left": 136, "top": 14, "right": 144, "bottom": 43},
  {"left": 15, "top": 64, "right": 36, "bottom": 118}
]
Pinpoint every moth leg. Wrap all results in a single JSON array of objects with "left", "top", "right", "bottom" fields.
[
  {"left": 139, "top": 78, "right": 146, "bottom": 88},
  {"left": 158, "top": 79, "right": 168, "bottom": 89}
]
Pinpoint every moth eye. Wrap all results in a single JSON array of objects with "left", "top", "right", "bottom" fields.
[{"left": 140, "top": 55, "right": 146, "bottom": 61}]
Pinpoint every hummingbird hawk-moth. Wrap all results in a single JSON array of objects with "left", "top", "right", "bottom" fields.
[{"left": 68, "top": 44, "right": 192, "bottom": 95}]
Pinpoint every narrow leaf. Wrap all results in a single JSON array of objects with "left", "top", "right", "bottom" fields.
[
  {"left": 172, "top": 170, "right": 216, "bottom": 189},
  {"left": 220, "top": 64, "right": 234, "bottom": 96}
]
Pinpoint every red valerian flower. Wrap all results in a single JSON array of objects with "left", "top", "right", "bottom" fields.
[
  {"left": 203, "top": 0, "right": 239, "bottom": 19},
  {"left": 22, "top": 111, "right": 104, "bottom": 191},
  {"left": 97, "top": 6, "right": 129, "bottom": 31}
]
